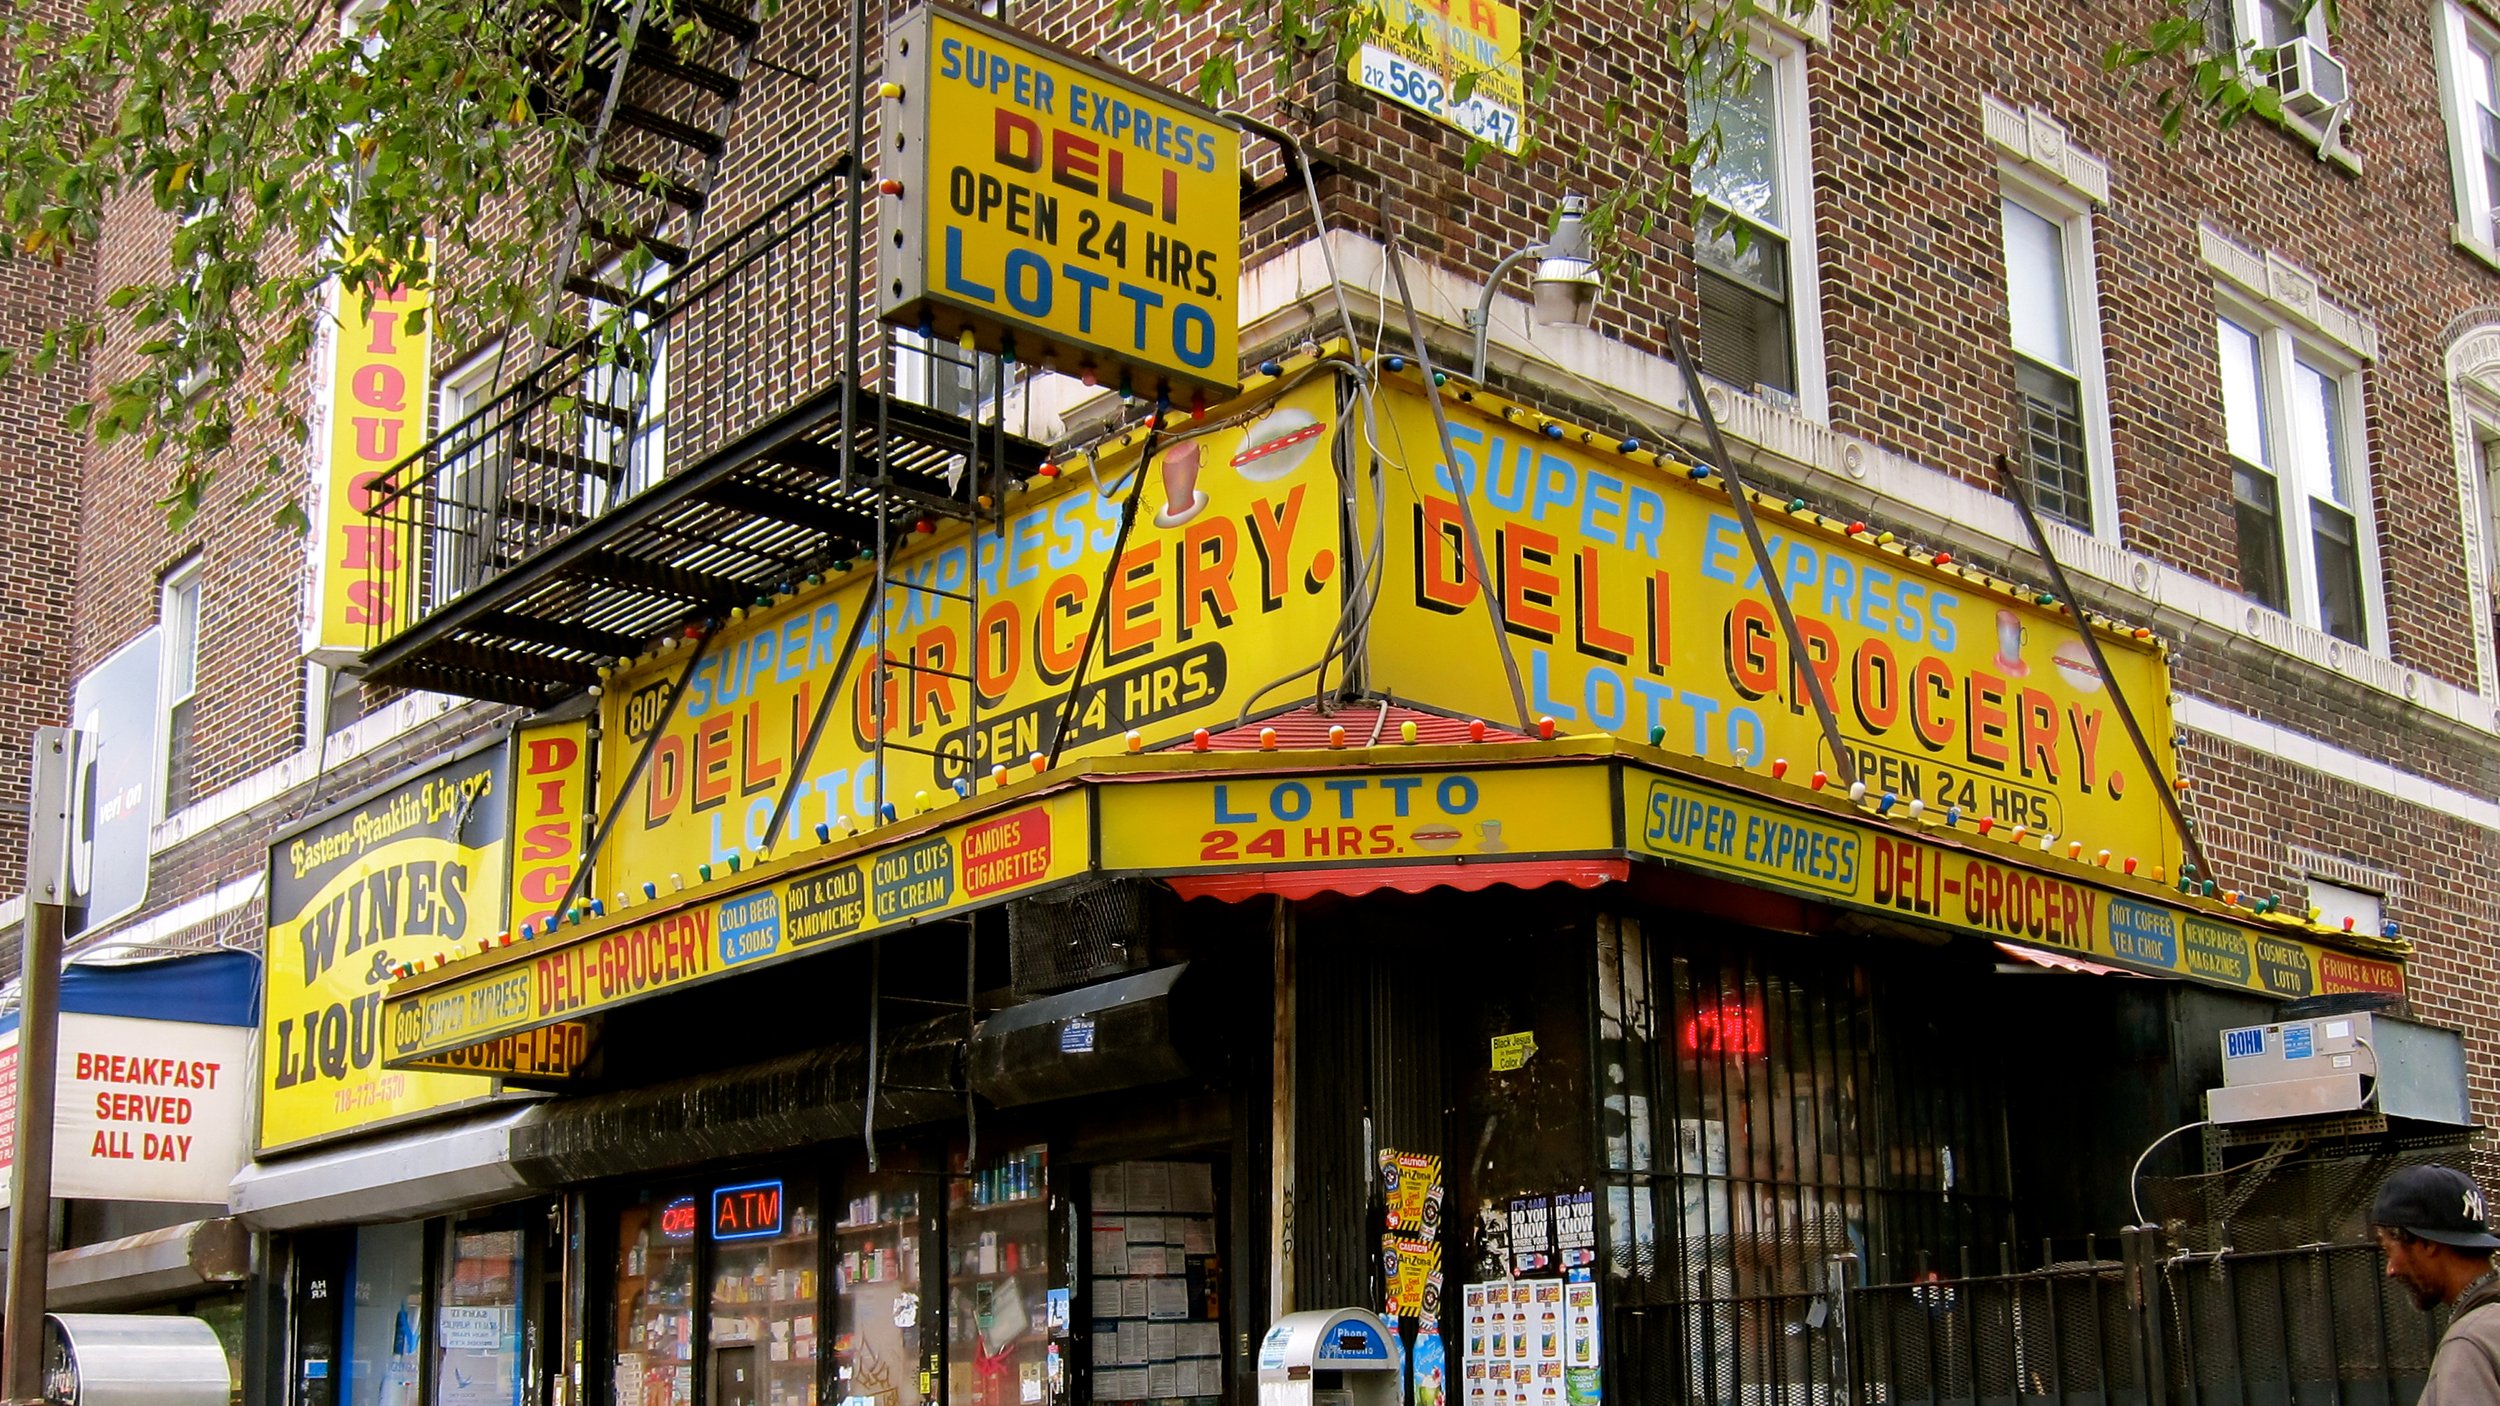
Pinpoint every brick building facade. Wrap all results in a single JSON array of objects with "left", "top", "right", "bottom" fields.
[{"left": 8, "top": 0, "right": 2500, "bottom": 1391}]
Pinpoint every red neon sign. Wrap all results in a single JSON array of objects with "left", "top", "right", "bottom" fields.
[
  {"left": 659, "top": 1197, "right": 699, "bottom": 1240},
  {"left": 1682, "top": 999, "right": 1767, "bottom": 1057}
]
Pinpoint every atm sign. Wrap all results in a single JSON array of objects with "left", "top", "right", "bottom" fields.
[{"left": 713, "top": 1179, "right": 786, "bottom": 1240}]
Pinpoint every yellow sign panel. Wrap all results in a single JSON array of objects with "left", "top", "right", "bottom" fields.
[
  {"left": 880, "top": 5, "right": 1241, "bottom": 397},
  {"left": 1097, "top": 764, "right": 1615, "bottom": 869},
  {"left": 509, "top": 716, "right": 590, "bottom": 936},
  {"left": 261, "top": 745, "right": 506, "bottom": 1152},
  {"left": 598, "top": 377, "right": 1341, "bottom": 884},
  {"left": 1367, "top": 378, "right": 2179, "bottom": 871},
  {"left": 312, "top": 258, "right": 429, "bottom": 660},
  {"left": 384, "top": 789, "right": 1092, "bottom": 1061},
  {"left": 398, "top": 1022, "right": 596, "bottom": 1080},
  {"left": 1349, "top": 0, "right": 1526, "bottom": 154},
  {"left": 1624, "top": 773, "right": 2403, "bottom": 998}
]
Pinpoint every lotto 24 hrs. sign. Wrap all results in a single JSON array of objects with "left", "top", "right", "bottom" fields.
[{"left": 880, "top": 6, "right": 1241, "bottom": 398}]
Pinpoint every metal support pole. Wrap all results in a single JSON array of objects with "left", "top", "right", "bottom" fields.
[
  {"left": 5, "top": 726, "right": 83, "bottom": 1405},
  {"left": 1662, "top": 319, "right": 1857, "bottom": 788}
]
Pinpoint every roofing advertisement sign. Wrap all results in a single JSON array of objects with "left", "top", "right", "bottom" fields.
[
  {"left": 0, "top": 950, "right": 257, "bottom": 1206},
  {"left": 261, "top": 743, "right": 508, "bottom": 1152},
  {"left": 594, "top": 375, "right": 1340, "bottom": 885},
  {"left": 1366, "top": 375, "right": 2181, "bottom": 872},
  {"left": 879, "top": 5, "right": 1242, "bottom": 397}
]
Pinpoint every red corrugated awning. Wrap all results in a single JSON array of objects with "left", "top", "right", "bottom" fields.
[
  {"left": 1167, "top": 858, "right": 1628, "bottom": 902},
  {"left": 1995, "top": 941, "right": 2142, "bottom": 977}
]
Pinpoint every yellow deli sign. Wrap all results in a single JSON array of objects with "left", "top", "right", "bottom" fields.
[
  {"left": 261, "top": 746, "right": 505, "bottom": 1151},
  {"left": 1627, "top": 774, "right": 2403, "bottom": 999},
  {"left": 312, "top": 256, "right": 429, "bottom": 660},
  {"left": 385, "top": 789, "right": 1092, "bottom": 1060},
  {"left": 1099, "top": 765, "right": 1615, "bottom": 869},
  {"left": 1367, "top": 378, "right": 2179, "bottom": 871},
  {"left": 880, "top": 6, "right": 1241, "bottom": 397},
  {"left": 597, "top": 377, "right": 1340, "bottom": 883}
]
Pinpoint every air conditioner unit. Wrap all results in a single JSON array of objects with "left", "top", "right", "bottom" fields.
[
  {"left": 2270, "top": 36, "right": 2351, "bottom": 118},
  {"left": 2206, "top": 1012, "right": 2471, "bottom": 1126}
]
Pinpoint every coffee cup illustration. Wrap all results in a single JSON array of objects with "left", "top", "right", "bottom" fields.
[
  {"left": 1151, "top": 439, "right": 1209, "bottom": 528},
  {"left": 1993, "top": 608, "right": 2030, "bottom": 677},
  {"left": 1231, "top": 407, "right": 1327, "bottom": 482},
  {"left": 1475, "top": 820, "right": 1508, "bottom": 853}
]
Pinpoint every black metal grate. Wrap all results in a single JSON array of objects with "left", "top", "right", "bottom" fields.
[{"left": 1006, "top": 878, "right": 1158, "bottom": 997}]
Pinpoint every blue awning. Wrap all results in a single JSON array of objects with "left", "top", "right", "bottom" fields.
[{"left": 0, "top": 949, "right": 259, "bottom": 1036}]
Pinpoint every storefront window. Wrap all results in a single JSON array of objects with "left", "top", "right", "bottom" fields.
[
  {"left": 944, "top": 1146, "right": 1052, "bottom": 1406},
  {"left": 439, "top": 1217, "right": 527, "bottom": 1406},
  {"left": 1595, "top": 916, "right": 2011, "bottom": 1404},
  {"left": 834, "top": 1173, "right": 929, "bottom": 1406},
  {"left": 347, "top": 1223, "right": 427, "bottom": 1406},
  {"left": 613, "top": 1175, "right": 820, "bottom": 1406},
  {"left": 1085, "top": 1159, "right": 1222, "bottom": 1406}
]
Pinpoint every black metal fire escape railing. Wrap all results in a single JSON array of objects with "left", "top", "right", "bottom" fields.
[{"left": 355, "top": 163, "right": 1046, "bottom": 709}]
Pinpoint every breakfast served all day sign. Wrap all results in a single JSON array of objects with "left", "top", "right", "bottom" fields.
[{"left": 879, "top": 5, "right": 1242, "bottom": 398}]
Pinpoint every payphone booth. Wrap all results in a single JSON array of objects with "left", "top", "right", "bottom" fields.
[
  {"left": 41, "top": 1314, "right": 232, "bottom": 1406},
  {"left": 1257, "top": 1309, "right": 1400, "bottom": 1406}
]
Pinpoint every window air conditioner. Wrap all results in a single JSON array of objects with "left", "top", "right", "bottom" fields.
[{"left": 2270, "top": 36, "right": 2351, "bottom": 118}]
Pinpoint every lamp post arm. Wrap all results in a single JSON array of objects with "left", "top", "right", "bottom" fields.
[{"left": 1469, "top": 243, "right": 1545, "bottom": 383}]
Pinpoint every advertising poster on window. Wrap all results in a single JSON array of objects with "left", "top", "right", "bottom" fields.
[{"left": 261, "top": 743, "right": 510, "bottom": 1152}]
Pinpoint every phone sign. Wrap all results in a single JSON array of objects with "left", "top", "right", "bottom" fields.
[{"left": 712, "top": 1180, "right": 786, "bottom": 1241}]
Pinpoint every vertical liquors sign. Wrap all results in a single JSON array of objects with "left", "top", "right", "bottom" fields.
[
  {"left": 309, "top": 255, "right": 431, "bottom": 662},
  {"left": 261, "top": 743, "right": 508, "bottom": 1152}
]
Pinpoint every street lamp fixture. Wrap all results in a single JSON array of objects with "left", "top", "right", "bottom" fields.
[{"left": 1467, "top": 193, "right": 1602, "bottom": 383}]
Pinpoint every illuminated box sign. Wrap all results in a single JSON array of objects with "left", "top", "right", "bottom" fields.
[
  {"left": 1097, "top": 767, "right": 1616, "bottom": 869},
  {"left": 1624, "top": 773, "right": 2402, "bottom": 999},
  {"left": 1366, "top": 374, "right": 2180, "bottom": 875},
  {"left": 381, "top": 789, "right": 1091, "bottom": 1061},
  {"left": 880, "top": 5, "right": 1242, "bottom": 398},
  {"left": 1348, "top": 0, "right": 1526, "bottom": 154},
  {"left": 713, "top": 1180, "right": 786, "bottom": 1240},
  {"left": 594, "top": 377, "right": 1338, "bottom": 887}
]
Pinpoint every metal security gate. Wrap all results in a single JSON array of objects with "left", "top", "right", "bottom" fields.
[{"left": 1617, "top": 1235, "right": 2442, "bottom": 1406}]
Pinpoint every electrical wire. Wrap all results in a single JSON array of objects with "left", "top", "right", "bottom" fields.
[{"left": 2130, "top": 1119, "right": 2212, "bottom": 1228}]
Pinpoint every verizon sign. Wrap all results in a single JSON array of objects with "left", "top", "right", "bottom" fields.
[{"left": 0, "top": 1011, "right": 253, "bottom": 1206}]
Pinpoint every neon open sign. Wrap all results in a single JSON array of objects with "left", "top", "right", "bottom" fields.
[
  {"left": 712, "top": 1180, "right": 786, "bottom": 1241},
  {"left": 660, "top": 1197, "right": 699, "bottom": 1240}
]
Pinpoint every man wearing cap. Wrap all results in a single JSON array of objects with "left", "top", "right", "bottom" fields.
[{"left": 2375, "top": 1164, "right": 2500, "bottom": 1405}]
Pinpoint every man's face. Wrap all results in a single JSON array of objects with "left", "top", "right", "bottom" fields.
[{"left": 2378, "top": 1227, "right": 2452, "bottom": 1309}]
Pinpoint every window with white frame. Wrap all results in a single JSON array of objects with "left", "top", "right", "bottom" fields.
[
  {"left": 2229, "top": 0, "right": 2328, "bottom": 52},
  {"left": 2306, "top": 877, "right": 2382, "bottom": 936},
  {"left": 891, "top": 327, "right": 1007, "bottom": 419},
  {"left": 2468, "top": 411, "right": 2500, "bottom": 656},
  {"left": 2215, "top": 308, "right": 2375, "bottom": 646},
  {"left": 1690, "top": 40, "right": 1819, "bottom": 413},
  {"left": 2438, "top": 2, "right": 2500, "bottom": 251},
  {"left": 160, "top": 558, "right": 203, "bottom": 813},
  {"left": 431, "top": 344, "right": 505, "bottom": 608},
  {"left": 581, "top": 261, "right": 668, "bottom": 511},
  {"left": 2000, "top": 179, "right": 2113, "bottom": 536}
]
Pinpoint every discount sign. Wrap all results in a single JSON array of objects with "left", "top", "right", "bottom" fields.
[{"left": 880, "top": 6, "right": 1241, "bottom": 398}]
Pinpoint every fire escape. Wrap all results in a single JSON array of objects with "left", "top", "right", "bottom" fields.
[{"left": 355, "top": 0, "right": 1045, "bottom": 712}]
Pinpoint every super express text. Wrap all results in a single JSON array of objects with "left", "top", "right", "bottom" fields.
[{"left": 933, "top": 36, "right": 1225, "bottom": 368}]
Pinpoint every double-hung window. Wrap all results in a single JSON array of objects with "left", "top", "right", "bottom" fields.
[
  {"left": 2000, "top": 181, "right": 2112, "bottom": 535},
  {"left": 431, "top": 345, "right": 505, "bottom": 607},
  {"left": 1690, "top": 40, "right": 1820, "bottom": 415},
  {"left": 160, "top": 558, "right": 204, "bottom": 813},
  {"left": 2437, "top": 3, "right": 2500, "bottom": 255},
  {"left": 2216, "top": 310, "right": 2375, "bottom": 645}
]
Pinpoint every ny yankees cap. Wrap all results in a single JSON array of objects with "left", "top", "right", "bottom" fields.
[{"left": 2374, "top": 1165, "right": 2500, "bottom": 1249}]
